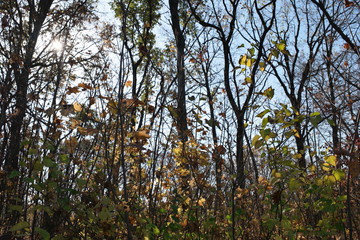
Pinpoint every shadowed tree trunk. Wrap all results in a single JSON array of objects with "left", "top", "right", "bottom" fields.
[{"left": 169, "top": 0, "right": 188, "bottom": 143}]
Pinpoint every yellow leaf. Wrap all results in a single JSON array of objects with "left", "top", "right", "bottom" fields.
[
  {"left": 246, "top": 59, "right": 252, "bottom": 67},
  {"left": 293, "top": 129, "right": 300, "bottom": 138},
  {"left": 325, "top": 155, "right": 337, "bottom": 167},
  {"left": 259, "top": 62, "right": 266, "bottom": 71},
  {"left": 308, "top": 164, "right": 316, "bottom": 173},
  {"left": 271, "top": 169, "right": 281, "bottom": 178},
  {"left": 323, "top": 175, "right": 336, "bottom": 184},
  {"left": 197, "top": 198, "right": 206, "bottom": 206},
  {"left": 322, "top": 162, "right": 331, "bottom": 172},
  {"left": 240, "top": 55, "right": 247, "bottom": 65},
  {"left": 245, "top": 77, "right": 252, "bottom": 84},
  {"left": 274, "top": 172, "right": 281, "bottom": 178},
  {"left": 276, "top": 42, "right": 286, "bottom": 51},
  {"left": 73, "top": 102, "right": 82, "bottom": 112}
]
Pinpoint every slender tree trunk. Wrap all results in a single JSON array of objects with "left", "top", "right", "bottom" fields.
[
  {"left": 169, "top": 0, "right": 188, "bottom": 142},
  {"left": 5, "top": 0, "right": 54, "bottom": 173}
]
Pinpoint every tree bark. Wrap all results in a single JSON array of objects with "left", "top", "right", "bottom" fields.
[
  {"left": 169, "top": 0, "right": 188, "bottom": 142},
  {"left": 5, "top": 0, "right": 54, "bottom": 173}
]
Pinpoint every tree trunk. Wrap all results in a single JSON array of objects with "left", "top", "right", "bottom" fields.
[{"left": 169, "top": 0, "right": 188, "bottom": 142}]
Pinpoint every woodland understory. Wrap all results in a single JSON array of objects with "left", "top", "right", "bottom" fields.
[{"left": 0, "top": 0, "right": 359, "bottom": 239}]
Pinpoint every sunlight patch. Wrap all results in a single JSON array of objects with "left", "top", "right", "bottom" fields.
[{"left": 51, "top": 39, "right": 63, "bottom": 52}]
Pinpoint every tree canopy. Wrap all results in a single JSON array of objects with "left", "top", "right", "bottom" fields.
[{"left": 0, "top": 0, "right": 359, "bottom": 239}]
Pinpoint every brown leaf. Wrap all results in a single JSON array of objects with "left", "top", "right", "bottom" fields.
[
  {"left": 78, "top": 82, "right": 93, "bottom": 90},
  {"left": 133, "top": 130, "right": 151, "bottom": 140},
  {"left": 215, "top": 145, "right": 226, "bottom": 155},
  {"left": 122, "top": 98, "right": 145, "bottom": 108},
  {"left": 67, "top": 86, "right": 80, "bottom": 94},
  {"left": 349, "top": 160, "right": 360, "bottom": 177}
]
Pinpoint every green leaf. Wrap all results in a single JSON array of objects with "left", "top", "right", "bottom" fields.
[
  {"left": 34, "top": 160, "right": 44, "bottom": 171},
  {"left": 281, "top": 49, "right": 292, "bottom": 56},
  {"left": 28, "top": 148, "right": 37, "bottom": 155},
  {"left": 333, "top": 169, "right": 345, "bottom": 181},
  {"left": 167, "top": 106, "right": 178, "bottom": 118},
  {"left": 24, "top": 177, "right": 34, "bottom": 183},
  {"left": 248, "top": 47, "right": 255, "bottom": 56},
  {"left": 263, "top": 87, "right": 274, "bottom": 99},
  {"left": 52, "top": 235, "right": 65, "bottom": 240},
  {"left": 271, "top": 49, "right": 279, "bottom": 58},
  {"left": 262, "top": 117, "right": 269, "bottom": 128},
  {"left": 9, "top": 170, "right": 20, "bottom": 178},
  {"left": 310, "top": 112, "right": 320, "bottom": 117},
  {"left": 289, "top": 178, "right": 300, "bottom": 191},
  {"left": 252, "top": 135, "right": 261, "bottom": 147},
  {"left": 35, "top": 227, "right": 50, "bottom": 240},
  {"left": 327, "top": 119, "right": 335, "bottom": 126},
  {"left": 205, "top": 119, "right": 219, "bottom": 128},
  {"left": 59, "top": 154, "right": 69, "bottom": 163},
  {"left": 310, "top": 113, "right": 322, "bottom": 127},
  {"left": 99, "top": 209, "right": 110, "bottom": 221},
  {"left": 188, "top": 95, "right": 195, "bottom": 101},
  {"left": 43, "top": 156, "right": 56, "bottom": 168},
  {"left": 9, "top": 221, "right": 29, "bottom": 231},
  {"left": 256, "top": 109, "right": 270, "bottom": 118},
  {"left": 9, "top": 205, "right": 23, "bottom": 212},
  {"left": 281, "top": 219, "right": 291, "bottom": 230},
  {"left": 159, "top": 208, "right": 166, "bottom": 214},
  {"left": 153, "top": 225, "right": 160, "bottom": 235}
]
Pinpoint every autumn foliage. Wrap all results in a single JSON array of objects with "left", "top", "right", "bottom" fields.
[{"left": 0, "top": 0, "right": 359, "bottom": 239}]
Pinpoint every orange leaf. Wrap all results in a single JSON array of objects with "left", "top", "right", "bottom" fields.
[
  {"left": 125, "top": 81, "right": 132, "bottom": 87},
  {"left": 189, "top": 58, "right": 196, "bottom": 63}
]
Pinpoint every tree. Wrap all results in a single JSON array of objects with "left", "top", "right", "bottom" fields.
[{"left": 0, "top": 0, "right": 359, "bottom": 239}]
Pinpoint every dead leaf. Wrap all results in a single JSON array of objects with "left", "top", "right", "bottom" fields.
[
  {"left": 73, "top": 102, "right": 82, "bottom": 112},
  {"left": 78, "top": 83, "right": 93, "bottom": 90},
  {"left": 125, "top": 81, "right": 132, "bottom": 87},
  {"left": 67, "top": 86, "right": 80, "bottom": 94},
  {"left": 215, "top": 145, "right": 226, "bottom": 155},
  {"left": 349, "top": 160, "right": 360, "bottom": 177},
  {"left": 134, "top": 130, "right": 151, "bottom": 140}
]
